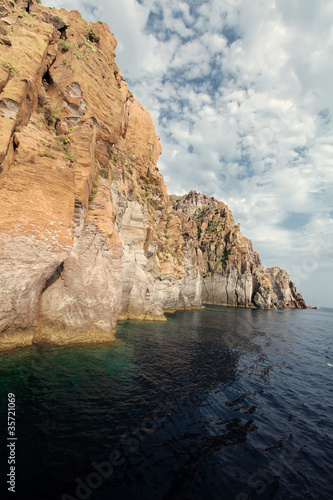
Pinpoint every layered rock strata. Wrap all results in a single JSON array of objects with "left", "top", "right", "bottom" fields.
[
  {"left": 0, "top": 0, "right": 202, "bottom": 350},
  {"left": 170, "top": 191, "right": 307, "bottom": 310},
  {"left": 0, "top": 1, "right": 306, "bottom": 351}
]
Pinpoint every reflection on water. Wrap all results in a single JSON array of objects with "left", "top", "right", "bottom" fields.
[{"left": 0, "top": 306, "right": 332, "bottom": 499}]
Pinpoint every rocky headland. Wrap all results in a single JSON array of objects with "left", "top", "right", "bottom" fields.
[
  {"left": 0, "top": 0, "right": 307, "bottom": 351},
  {"left": 171, "top": 191, "right": 306, "bottom": 310}
]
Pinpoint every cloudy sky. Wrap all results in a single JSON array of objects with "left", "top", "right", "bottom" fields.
[{"left": 46, "top": 0, "right": 333, "bottom": 307}]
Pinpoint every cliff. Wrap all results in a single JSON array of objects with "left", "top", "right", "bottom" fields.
[
  {"left": 0, "top": 0, "right": 306, "bottom": 351},
  {"left": 170, "top": 191, "right": 307, "bottom": 310}
]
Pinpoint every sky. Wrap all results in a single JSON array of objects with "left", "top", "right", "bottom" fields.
[{"left": 46, "top": 0, "right": 333, "bottom": 307}]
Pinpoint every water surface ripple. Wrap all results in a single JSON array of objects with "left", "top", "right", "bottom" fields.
[{"left": 0, "top": 306, "right": 332, "bottom": 499}]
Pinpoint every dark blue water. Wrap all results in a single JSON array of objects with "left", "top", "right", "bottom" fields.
[{"left": 0, "top": 306, "right": 333, "bottom": 500}]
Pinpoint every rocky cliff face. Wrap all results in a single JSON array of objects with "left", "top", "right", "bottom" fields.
[
  {"left": 0, "top": 1, "right": 306, "bottom": 351},
  {"left": 0, "top": 0, "right": 202, "bottom": 350},
  {"left": 170, "top": 191, "right": 307, "bottom": 310}
]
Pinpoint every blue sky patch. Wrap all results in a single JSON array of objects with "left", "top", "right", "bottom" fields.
[
  {"left": 222, "top": 26, "right": 242, "bottom": 46},
  {"left": 319, "top": 108, "right": 330, "bottom": 126},
  {"left": 278, "top": 212, "right": 311, "bottom": 231}
]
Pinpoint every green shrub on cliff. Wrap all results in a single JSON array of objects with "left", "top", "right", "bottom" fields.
[
  {"left": 89, "top": 178, "right": 99, "bottom": 202},
  {"left": 85, "top": 28, "right": 100, "bottom": 43},
  {"left": 38, "top": 151, "right": 56, "bottom": 159},
  {"left": 85, "top": 39, "right": 96, "bottom": 52},
  {"left": 63, "top": 146, "right": 76, "bottom": 163},
  {"left": 221, "top": 249, "right": 230, "bottom": 268},
  {"left": 1, "top": 61, "right": 18, "bottom": 74},
  {"left": 44, "top": 105, "right": 60, "bottom": 125},
  {"left": 112, "top": 154, "right": 119, "bottom": 165},
  {"left": 59, "top": 39, "right": 70, "bottom": 52},
  {"left": 124, "top": 160, "right": 133, "bottom": 174},
  {"left": 206, "top": 225, "right": 217, "bottom": 233},
  {"left": 57, "top": 135, "right": 70, "bottom": 145},
  {"left": 62, "top": 58, "right": 71, "bottom": 68},
  {"left": 99, "top": 168, "right": 109, "bottom": 179}
]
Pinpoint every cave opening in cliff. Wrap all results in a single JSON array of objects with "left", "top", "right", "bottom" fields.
[
  {"left": 13, "top": 134, "right": 19, "bottom": 153},
  {"left": 58, "top": 25, "right": 68, "bottom": 40},
  {"left": 42, "top": 263, "right": 64, "bottom": 295},
  {"left": 42, "top": 69, "right": 53, "bottom": 91}
]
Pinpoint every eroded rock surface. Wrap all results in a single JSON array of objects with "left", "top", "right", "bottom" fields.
[
  {"left": 170, "top": 191, "right": 307, "bottom": 310},
  {"left": 0, "top": 1, "right": 306, "bottom": 351},
  {"left": 0, "top": 0, "right": 202, "bottom": 349}
]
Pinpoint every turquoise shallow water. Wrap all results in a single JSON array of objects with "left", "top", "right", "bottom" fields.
[{"left": 0, "top": 305, "right": 333, "bottom": 499}]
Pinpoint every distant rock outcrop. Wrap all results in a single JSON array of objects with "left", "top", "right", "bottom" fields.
[
  {"left": 170, "top": 191, "right": 307, "bottom": 310},
  {"left": 0, "top": 0, "right": 306, "bottom": 351}
]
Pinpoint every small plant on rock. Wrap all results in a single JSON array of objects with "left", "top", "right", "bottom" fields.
[
  {"left": 44, "top": 105, "right": 60, "bottom": 125},
  {"left": 124, "top": 160, "right": 133, "bottom": 174},
  {"left": 59, "top": 39, "right": 70, "bottom": 52},
  {"left": 85, "top": 39, "right": 96, "bottom": 52},
  {"left": 63, "top": 146, "right": 76, "bottom": 163},
  {"left": 1, "top": 61, "right": 18, "bottom": 75},
  {"left": 99, "top": 168, "right": 109, "bottom": 179},
  {"left": 89, "top": 178, "right": 98, "bottom": 201},
  {"left": 85, "top": 28, "right": 100, "bottom": 43},
  {"left": 112, "top": 154, "right": 119, "bottom": 165},
  {"left": 56, "top": 135, "right": 70, "bottom": 146},
  {"left": 38, "top": 151, "right": 56, "bottom": 159}
]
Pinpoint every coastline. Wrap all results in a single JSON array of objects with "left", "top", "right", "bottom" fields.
[{"left": 0, "top": 302, "right": 312, "bottom": 352}]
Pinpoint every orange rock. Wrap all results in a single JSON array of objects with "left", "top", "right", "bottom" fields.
[{"left": 0, "top": 0, "right": 202, "bottom": 350}]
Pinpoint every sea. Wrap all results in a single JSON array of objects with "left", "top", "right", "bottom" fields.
[{"left": 0, "top": 305, "right": 332, "bottom": 500}]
